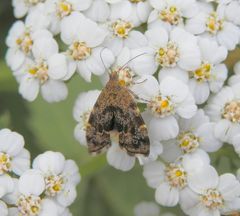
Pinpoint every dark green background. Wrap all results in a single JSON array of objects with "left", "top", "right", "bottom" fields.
[{"left": 1, "top": 1, "right": 240, "bottom": 215}]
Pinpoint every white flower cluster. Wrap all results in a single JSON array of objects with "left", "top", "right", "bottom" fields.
[
  {"left": 6, "top": 0, "right": 240, "bottom": 215},
  {"left": 0, "top": 128, "right": 80, "bottom": 216}
]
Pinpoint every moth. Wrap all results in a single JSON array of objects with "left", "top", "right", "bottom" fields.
[{"left": 86, "top": 70, "right": 150, "bottom": 157}]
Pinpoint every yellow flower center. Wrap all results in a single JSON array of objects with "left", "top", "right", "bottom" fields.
[
  {"left": 57, "top": 0, "right": 72, "bottom": 18},
  {"left": 45, "top": 175, "right": 65, "bottom": 196},
  {"left": 206, "top": 12, "right": 224, "bottom": 34},
  {"left": 148, "top": 95, "right": 175, "bottom": 117},
  {"left": 165, "top": 163, "right": 187, "bottom": 189},
  {"left": 159, "top": 6, "right": 182, "bottom": 25},
  {"left": 191, "top": 62, "right": 212, "bottom": 82},
  {"left": 17, "top": 195, "right": 41, "bottom": 216},
  {"left": 222, "top": 100, "right": 240, "bottom": 123},
  {"left": 28, "top": 62, "right": 49, "bottom": 84},
  {"left": 116, "top": 67, "right": 134, "bottom": 87},
  {"left": 156, "top": 42, "right": 180, "bottom": 67},
  {"left": 0, "top": 152, "right": 11, "bottom": 174},
  {"left": 178, "top": 131, "right": 200, "bottom": 154},
  {"left": 68, "top": 41, "right": 92, "bottom": 61},
  {"left": 200, "top": 189, "right": 224, "bottom": 210},
  {"left": 16, "top": 31, "right": 33, "bottom": 54},
  {"left": 112, "top": 19, "right": 133, "bottom": 38},
  {"left": 81, "top": 111, "right": 91, "bottom": 130}
]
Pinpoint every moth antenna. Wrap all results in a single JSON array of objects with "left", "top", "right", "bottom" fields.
[
  {"left": 100, "top": 47, "right": 109, "bottom": 73},
  {"left": 120, "top": 52, "right": 147, "bottom": 71},
  {"left": 129, "top": 89, "right": 150, "bottom": 103},
  {"left": 133, "top": 78, "right": 147, "bottom": 85}
]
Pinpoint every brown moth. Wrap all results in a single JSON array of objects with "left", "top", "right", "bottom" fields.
[{"left": 86, "top": 70, "right": 150, "bottom": 156}]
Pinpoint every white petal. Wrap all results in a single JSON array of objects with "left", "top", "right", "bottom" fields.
[
  {"left": 131, "top": 75, "right": 159, "bottom": 101},
  {"left": 32, "top": 37, "right": 58, "bottom": 60},
  {"left": 143, "top": 161, "right": 165, "bottom": 188},
  {"left": 19, "top": 75, "right": 39, "bottom": 102},
  {"left": 48, "top": 53, "right": 68, "bottom": 80},
  {"left": 5, "top": 48, "right": 25, "bottom": 71},
  {"left": 74, "top": 124, "right": 87, "bottom": 146},
  {"left": 41, "top": 80, "right": 68, "bottom": 103},
  {"left": 19, "top": 169, "right": 45, "bottom": 196},
  {"left": 214, "top": 119, "right": 232, "bottom": 142},
  {"left": 176, "top": 94, "right": 197, "bottom": 119},
  {"left": 145, "top": 27, "right": 168, "bottom": 48},
  {"left": 155, "top": 182, "right": 179, "bottom": 207},
  {"left": 197, "top": 123, "right": 223, "bottom": 152},
  {"left": 106, "top": 142, "right": 135, "bottom": 171},
  {"left": 160, "top": 77, "right": 189, "bottom": 103},
  {"left": 158, "top": 67, "right": 189, "bottom": 83},
  {"left": 218, "top": 174, "right": 240, "bottom": 201},
  {"left": 149, "top": 116, "right": 179, "bottom": 141},
  {"left": 62, "top": 160, "right": 81, "bottom": 185},
  {"left": 0, "top": 129, "right": 24, "bottom": 156},
  {"left": 188, "top": 79, "right": 210, "bottom": 104},
  {"left": 180, "top": 187, "right": 200, "bottom": 214},
  {"left": 125, "top": 31, "right": 148, "bottom": 48},
  {"left": 0, "top": 175, "right": 14, "bottom": 197},
  {"left": 77, "top": 61, "right": 92, "bottom": 82},
  {"left": 33, "top": 151, "right": 65, "bottom": 175},
  {"left": 188, "top": 165, "right": 219, "bottom": 193},
  {"left": 0, "top": 200, "right": 8, "bottom": 216},
  {"left": 11, "top": 149, "right": 30, "bottom": 176},
  {"left": 57, "top": 184, "right": 77, "bottom": 207}
]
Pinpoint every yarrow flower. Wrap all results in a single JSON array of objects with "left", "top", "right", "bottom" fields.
[
  {"left": 185, "top": 2, "right": 240, "bottom": 50},
  {"left": 132, "top": 76, "right": 197, "bottom": 141},
  {"left": 60, "top": 12, "right": 115, "bottom": 82},
  {"left": 180, "top": 168, "right": 240, "bottom": 216},
  {"left": 6, "top": 0, "right": 240, "bottom": 214},
  {"left": 0, "top": 128, "right": 80, "bottom": 215},
  {"left": 148, "top": 0, "right": 198, "bottom": 30},
  {"left": 205, "top": 84, "right": 240, "bottom": 145},
  {"left": 161, "top": 109, "right": 222, "bottom": 162},
  {"left": 143, "top": 152, "right": 210, "bottom": 207}
]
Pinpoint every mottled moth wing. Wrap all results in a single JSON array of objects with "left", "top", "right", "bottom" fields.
[
  {"left": 86, "top": 90, "right": 114, "bottom": 155},
  {"left": 115, "top": 99, "right": 150, "bottom": 156},
  {"left": 86, "top": 72, "right": 150, "bottom": 156}
]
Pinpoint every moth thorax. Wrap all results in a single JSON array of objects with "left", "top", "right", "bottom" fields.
[
  {"left": 17, "top": 194, "right": 42, "bottom": 216},
  {"left": 111, "top": 19, "right": 133, "bottom": 38},
  {"left": 155, "top": 42, "right": 180, "bottom": 67},
  {"left": 177, "top": 131, "right": 200, "bottom": 154},
  {"left": 148, "top": 95, "right": 175, "bottom": 117},
  {"left": 28, "top": 61, "right": 49, "bottom": 84},
  {"left": 16, "top": 31, "right": 33, "bottom": 54},
  {"left": 159, "top": 5, "right": 182, "bottom": 25},
  {"left": 116, "top": 66, "right": 134, "bottom": 87},
  {"left": 190, "top": 62, "right": 212, "bottom": 82},
  {"left": 45, "top": 174, "right": 65, "bottom": 196},
  {"left": 68, "top": 41, "right": 92, "bottom": 61},
  {"left": 57, "top": 0, "right": 73, "bottom": 18},
  {"left": 200, "top": 189, "right": 224, "bottom": 210},
  {"left": 165, "top": 163, "right": 187, "bottom": 189},
  {"left": 206, "top": 12, "right": 223, "bottom": 35},
  {"left": 222, "top": 100, "right": 240, "bottom": 123},
  {"left": 0, "top": 152, "right": 12, "bottom": 174}
]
